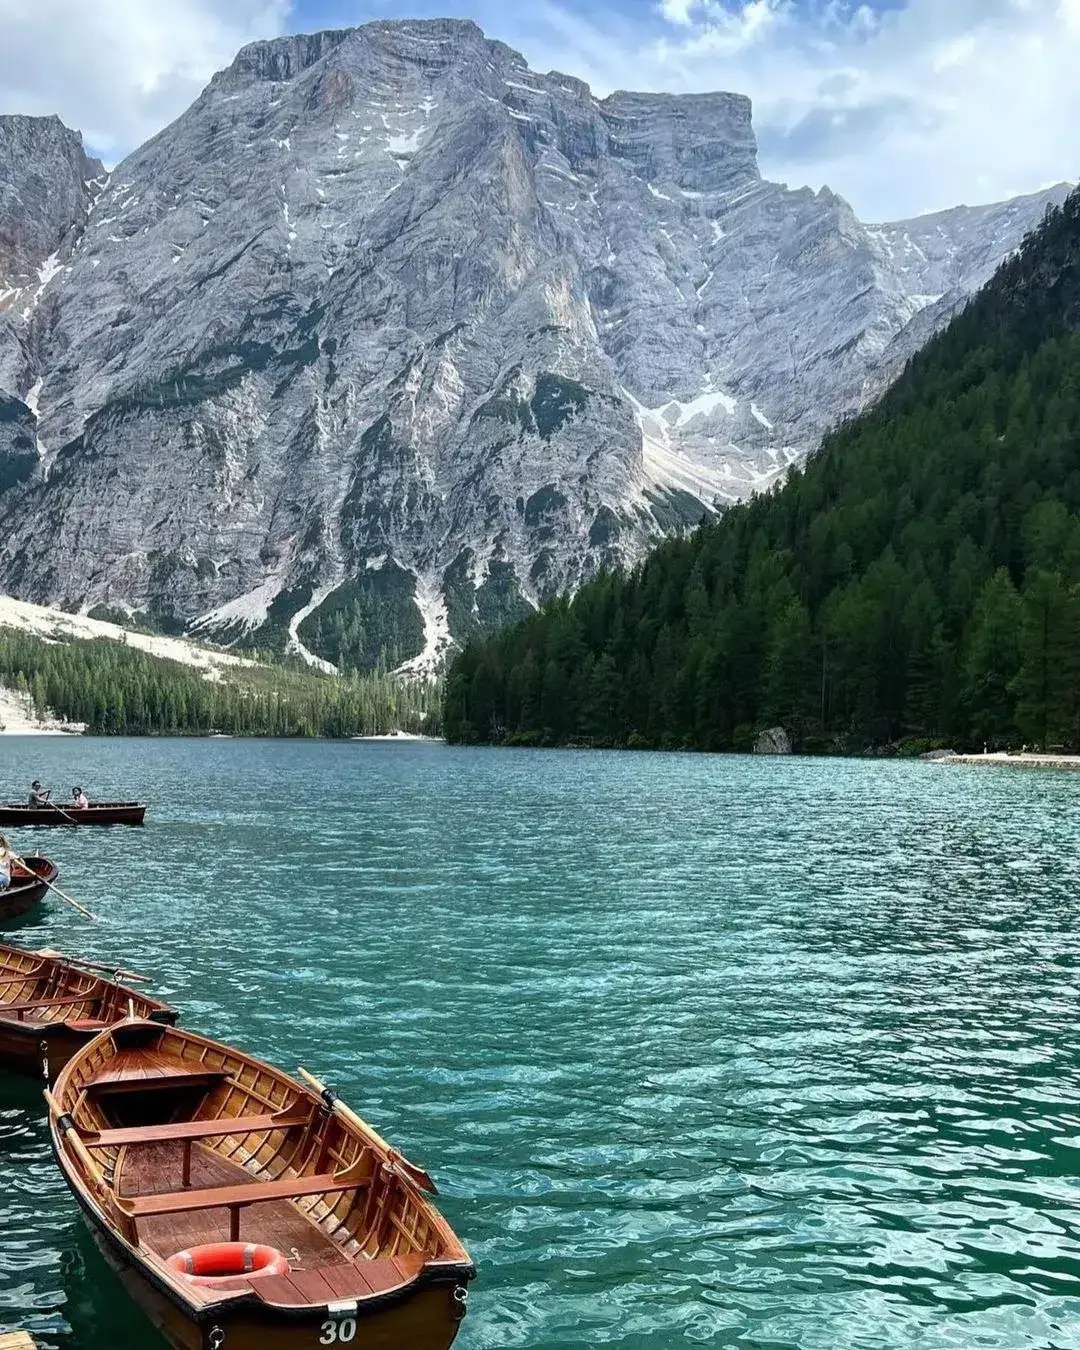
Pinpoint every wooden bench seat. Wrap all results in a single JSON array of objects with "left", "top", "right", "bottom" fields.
[
  {"left": 119, "top": 1170, "right": 368, "bottom": 1241},
  {"left": 0, "top": 993, "right": 101, "bottom": 1015},
  {"left": 84, "top": 1109, "right": 313, "bottom": 1149}
]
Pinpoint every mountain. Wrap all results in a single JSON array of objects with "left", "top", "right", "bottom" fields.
[
  {"left": 0, "top": 20, "right": 1070, "bottom": 672},
  {"left": 0, "top": 115, "right": 103, "bottom": 490},
  {"left": 443, "top": 187, "right": 1080, "bottom": 753}
]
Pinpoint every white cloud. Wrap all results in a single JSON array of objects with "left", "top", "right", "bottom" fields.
[
  {"left": 0, "top": 0, "right": 291, "bottom": 159},
  {"left": 474, "top": 0, "right": 1080, "bottom": 220},
  {"left": 656, "top": 0, "right": 785, "bottom": 45}
]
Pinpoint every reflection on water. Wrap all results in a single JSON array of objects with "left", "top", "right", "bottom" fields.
[{"left": 0, "top": 739, "right": 1078, "bottom": 1347}]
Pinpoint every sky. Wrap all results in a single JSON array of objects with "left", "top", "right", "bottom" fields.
[{"left": 0, "top": 0, "right": 1077, "bottom": 222}]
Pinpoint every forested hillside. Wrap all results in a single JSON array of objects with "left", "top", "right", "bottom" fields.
[
  {"left": 0, "top": 631, "right": 438, "bottom": 737},
  {"left": 445, "top": 187, "right": 1080, "bottom": 753}
]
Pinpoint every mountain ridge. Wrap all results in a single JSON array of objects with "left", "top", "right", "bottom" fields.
[{"left": 0, "top": 19, "right": 1071, "bottom": 672}]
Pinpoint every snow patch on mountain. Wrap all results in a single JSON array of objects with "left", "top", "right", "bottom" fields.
[
  {"left": 0, "top": 594, "right": 255, "bottom": 680},
  {"left": 287, "top": 586, "right": 339, "bottom": 675},
  {"left": 191, "top": 574, "right": 286, "bottom": 637},
  {"left": 395, "top": 575, "right": 453, "bottom": 679}
]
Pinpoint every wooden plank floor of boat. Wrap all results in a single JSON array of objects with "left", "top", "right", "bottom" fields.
[
  {"left": 117, "top": 1142, "right": 422, "bottom": 1305},
  {"left": 120, "top": 1142, "right": 349, "bottom": 1268}
]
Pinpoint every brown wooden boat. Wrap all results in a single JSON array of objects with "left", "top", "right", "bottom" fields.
[
  {"left": 0, "top": 801, "right": 147, "bottom": 826},
  {"left": 0, "top": 943, "right": 177, "bottom": 1077},
  {"left": 0, "top": 855, "right": 59, "bottom": 923},
  {"left": 47, "top": 1020, "right": 475, "bottom": 1350}
]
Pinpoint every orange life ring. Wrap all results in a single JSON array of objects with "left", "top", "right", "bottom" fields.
[{"left": 167, "top": 1242, "right": 290, "bottom": 1286}]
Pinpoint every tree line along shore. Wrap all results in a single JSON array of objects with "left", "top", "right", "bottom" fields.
[{"left": 0, "top": 630, "right": 439, "bottom": 738}]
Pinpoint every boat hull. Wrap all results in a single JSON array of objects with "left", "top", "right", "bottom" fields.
[
  {"left": 0, "top": 879, "right": 47, "bottom": 921},
  {"left": 80, "top": 1195, "right": 469, "bottom": 1350},
  {"left": 0, "top": 1019, "right": 102, "bottom": 1079},
  {"left": 0, "top": 1011, "right": 178, "bottom": 1079},
  {"left": 0, "top": 856, "right": 58, "bottom": 924},
  {"left": 0, "top": 802, "right": 146, "bottom": 826},
  {"left": 49, "top": 1022, "right": 473, "bottom": 1350}
]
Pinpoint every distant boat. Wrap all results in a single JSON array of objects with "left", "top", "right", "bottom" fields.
[
  {"left": 0, "top": 855, "right": 59, "bottom": 923},
  {"left": 0, "top": 942, "right": 176, "bottom": 1076},
  {"left": 47, "top": 1020, "right": 475, "bottom": 1350},
  {"left": 0, "top": 801, "right": 147, "bottom": 826}
]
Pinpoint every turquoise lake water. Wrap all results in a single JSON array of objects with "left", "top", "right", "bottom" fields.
[{"left": 0, "top": 739, "right": 1079, "bottom": 1348}]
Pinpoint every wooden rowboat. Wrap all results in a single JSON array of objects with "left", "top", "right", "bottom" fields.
[
  {"left": 47, "top": 1020, "right": 476, "bottom": 1350},
  {"left": 0, "top": 855, "right": 59, "bottom": 923},
  {"left": 0, "top": 943, "right": 177, "bottom": 1077},
  {"left": 0, "top": 801, "right": 147, "bottom": 826}
]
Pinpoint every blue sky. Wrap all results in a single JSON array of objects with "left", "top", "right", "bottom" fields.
[{"left": 2, "top": 0, "right": 1077, "bottom": 221}]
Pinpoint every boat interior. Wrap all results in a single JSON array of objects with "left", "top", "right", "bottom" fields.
[
  {"left": 0, "top": 947, "right": 166, "bottom": 1028},
  {"left": 58, "top": 1022, "right": 469, "bottom": 1310},
  {"left": 7, "top": 856, "right": 51, "bottom": 883}
]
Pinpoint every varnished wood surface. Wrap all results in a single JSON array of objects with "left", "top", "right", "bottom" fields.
[
  {"left": 123, "top": 1142, "right": 351, "bottom": 1284},
  {"left": 0, "top": 942, "right": 174, "bottom": 1033},
  {"left": 0, "top": 1333, "right": 38, "bottom": 1350},
  {"left": 0, "top": 802, "right": 146, "bottom": 826},
  {"left": 120, "top": 1169, "right": 367, "bottom": 1218},
  {"left": 84, "top": 1108, "right": 312, "bottom": 1148}
]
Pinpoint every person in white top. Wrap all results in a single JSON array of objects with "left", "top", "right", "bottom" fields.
[
  {"left": 71, "top": 787, "right": 89, "bottom": 810},
  {"left": 0, "top": 835, "right": 13, "bottom": 892}
]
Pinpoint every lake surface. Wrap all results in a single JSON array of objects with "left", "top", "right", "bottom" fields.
[{"left": 0, "top": 740, "right": 1079, "bottom": 1349}]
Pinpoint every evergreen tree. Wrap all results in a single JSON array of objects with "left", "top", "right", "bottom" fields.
[
  {"left": 963, "top": 569, "right": 1023, "bottom": 747},
  {"left": 0, "top": 631, "right": 442, "bottom": 739}
]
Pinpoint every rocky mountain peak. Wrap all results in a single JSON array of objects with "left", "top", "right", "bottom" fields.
[
  {"left": 601, "top": 89, "right": 759, "bottom": 192},
  {"left": 215, "top": 29, "right": 354, "bottom": 87},
  {"left": 0, "top": 114, "right": 102, "bottom": 290}
]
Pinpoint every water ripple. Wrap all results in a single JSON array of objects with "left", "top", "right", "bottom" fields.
[{"left": 0, "top": 743, "right": 1079, "bottom": 1347}]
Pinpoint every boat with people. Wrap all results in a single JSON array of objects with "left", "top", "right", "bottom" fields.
[
  {"left": 0, "top": 801, "right": 147, "bottom": 827},
  {"left": 0, "top": 944, "right": 177, "bottom": 1077},
  {"left": 0, "top": 855, "right": 59, "bottom": 923},
  {"left": 47, "top": 1018, "right": 475, "bottom": 1350}
]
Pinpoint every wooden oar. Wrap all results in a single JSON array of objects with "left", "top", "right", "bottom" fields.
[
  {"left": 44, "top": 1088, "right": 110, "bottom": 1193},
  {"left": 34, "top": 949, "right": 149, "bottom": 984},
  {"left": 43, "top": 797, "right": 80, "bottom": 827},
  {"left": 298, "top": 1066, "right": 437, "bottom": 1193},
  {"left": 10, "top": 854, "right": 101, "bottom": 922}
]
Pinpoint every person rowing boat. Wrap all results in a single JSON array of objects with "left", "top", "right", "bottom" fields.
[{"left": 28, "top": 780, "right": 51, "bottom": 806}]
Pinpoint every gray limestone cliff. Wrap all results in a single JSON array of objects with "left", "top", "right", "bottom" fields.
[
  {"left": 0, "top": 114, "right": 103, "bottom": 465},
  {"left": 0, "top": 21, "right": 1070, "bottom": 670}
]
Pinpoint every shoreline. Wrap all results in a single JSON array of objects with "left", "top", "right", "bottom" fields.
[
  {"left": 937, "top": 751, "right": 1080, "bottom": 771},
  {"left": 350, "top": 731, "right": 442, "bottom": 742}
]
